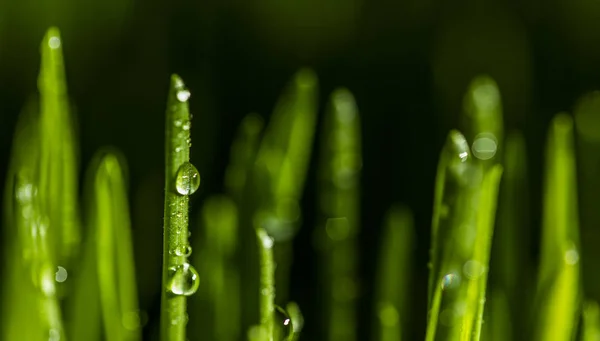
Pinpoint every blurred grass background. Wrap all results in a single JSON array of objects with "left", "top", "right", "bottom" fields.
[{"left": 2, "top": 1, "right": 600, "bottom": 340}]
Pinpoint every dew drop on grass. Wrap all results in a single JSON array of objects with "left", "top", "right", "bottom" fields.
[
  {"left": 472, "top": 133, "right": 498, "bottom": 160},
  {"left": 167, "top": 263, "right": 200, "bottom": 296},
  {"left": 173, "top": 244, "right": 192, "bottom": 257},
  {"left": 48, "top": 37, "right": 61, "bottom": 49},
  {"left": 177, "top": 89, "right": 191, "bottom": 102},
  {"left": 378, "top": 302, "right": 400, "bottom": 327},
  {"left": 463, "top": 260, "right": 485, "bottom": 280},
  {"left": 565, "top": 248, "right": 580, "bottom": 265},
  {"left": 55, "top": 266, "right": 68, "bottom": 283},
  {"left": 175, "top": 162, "right": 200, "bottom": 195},
  {"left": 274, "top": 305, "right": 293, "bottom": 340},
  {"left": 441, "top": 273, "right": 458, "bottom": 290}
]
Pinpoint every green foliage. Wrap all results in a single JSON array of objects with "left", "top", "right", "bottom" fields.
[{"left": 1, "top": 26, "right": 597, "bottom": 341}]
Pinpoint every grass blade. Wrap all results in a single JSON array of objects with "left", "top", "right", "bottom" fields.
[
  {"left": 194, "top": 195, "right": 240, "bottom": 341},
  {"left": 533, "top": 113, "right": 581, "bottom": 341},
  {"left": 318, "top": 88, "right": 362, "bottom": 341},
  {"left": 225, "top": 113, "right": 265, "bottom": 202},
  {"left": 484, "top": 131, "right": 530, "bottom": 341},
  {"left": 88, "top": 152, "right": 141, "bottom": 341},
  {"left": 426, "top": 130, "right": 502, "bottom": 341},
  {"left": 1, "top": 101, "right": 66, "bottom": 341},
  {"left": 256, "top": 228, "right": 276, "bottom": 341},
  {"left": 582, "top": 300, "right": 600, "bottom": 341},
  {"left": 286, "top": 301, "right": 304, "bottom": 341},
  {"left": 373, "top": 205, "right": 414, "bottom": 341},
  {"left": 160, "top": 75, "right": 200, "bottom": 341},
  {"left": 252, "top": 69, "right": 318, "bottom": 304},
  {"left": 37, "top": 27, "right": 81, "bottom": 266}
]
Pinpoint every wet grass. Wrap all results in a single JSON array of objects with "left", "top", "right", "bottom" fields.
[{"left": 0, "top": 27, "right": 596, "bottom": 341}]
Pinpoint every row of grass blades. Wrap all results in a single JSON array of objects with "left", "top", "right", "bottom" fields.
[
  {"left": 1, "top": 27, "right": 79, "bottom": 341},
  {"left": 426, "top": 75, "right": 503, "bottom": 341},
  {"left": 0, "top": 28, "right": 141, "bottom": 341},
  {"left": 191, "top": 71, "right": 316, "bottom": 341},
  {"left": 316, "top": 88, "right": 362, "bottom": 341}
]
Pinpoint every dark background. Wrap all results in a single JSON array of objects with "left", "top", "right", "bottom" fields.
[{"left": 2, "top": 1, "right": 600, "bottom": 340}]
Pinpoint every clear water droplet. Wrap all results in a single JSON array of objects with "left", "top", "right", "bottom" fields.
[
  {"left": 182, "top": 120, "right": 191, "bottom": 131},
  {"left": 274, "top": 306, "right": 293, "bottom": 340},
  {"left": 177, "top": 89, "right": 191, "bottom": 102},
  {"left": 565, "top": 248, "right": 580, "bottom": 265},
  {"left": 441, "top": 273, "right": 458, "bottom": 290},
  {"left": 378, "top": 302, "right": 399, "bottom": 327},
  {"left": 174, "top": 120, "right": 182, "bottom": 127},
  {"left": 167, "top": 263, "right": 200, "bottom": 296},
  {"left": 55, "top": 266, "right": 68, "bottom": 283},
  {"left": 48, "top": 37, "right": 61, "bottom": 49},
  {"left": 472, "top": 133, "right": 498, "bottom": 160},
  {"left": 175, "top": 162, "right": 201, "bottom": 195},
  {"left": 174, "top": 244, "right": 192, "bottom": 257}
]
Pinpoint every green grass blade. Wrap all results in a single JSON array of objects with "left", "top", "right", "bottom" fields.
[
  {"left": 582, "top": 300, "right": 600, "bottom": 341},
  {"left": 37, "top": 27, "right": 81, "bottom": 266},
  {"left": 160, "top": 75, "right": 200, "bottom": 341},
  {"left": 426, "top": 130, "right": 502, "bottom": 341},
  {"left": 533, "top": 113, "right": 581, "bottom": 341},
  {"left": 225, "top": 113, "right": 265, "bottom": 202},
  {"left": 256, "top": 228, "right": 276, "bottom": 341},
  {"left": 251, "top": 69, "right": 318, "bottom": 306},
  {"left": 2, "top": 102, "right": 66, "bottom": 341},
  {"left": 194, "top": 195, "right": 240, "bottom": 341},
  {"left": 318, "top": 88, "right": 361, "bottom": 341},
  {"left": 461, "top": 75, "right": 503, "bottom": 166},
  {"left": 88, "top": 152, "right": 141, "bottom": 341},
  {"left": 484, "top": 131, "right": 530, "bottom": 340},
  {"left": 373, "top": 205, "right": 414, "bottom": 341},
  {"left": 286, "top": 302, "right": 304, "bottom": 341}
]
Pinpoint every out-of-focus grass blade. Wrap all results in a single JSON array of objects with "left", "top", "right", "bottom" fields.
[
  {"left": 373, "top": 205, "right": 414, "bottom": 341},
  {"left": 484, "top": 131, "right": 530, "bottom": 341},
  {"left": 86, "top": 152, "right": 141, "bottom": 341},
  {"left": 225, "top": 113, "right": 264, "bottom": 202},
  {"left": 194, "top": 195, "right": 240, "bottom": 341},
  {"left": 582, "top": 300, "right": 600, "bottom": 341},
  {"left": 533, "top": 113, "right": 581, "bottom": 341},
  {"left": 37, "top": 27, "right": 81, "bottom": 266},
  {"left": 574, "top": 92, "right": 600, "bottom": 303},
  {"left": 318, "top": 88, "right": 361, "bottom": 341},
  {"left": 426, "top": 130, "right": 502, "bottom": 341},
  {"left": 251, "top": 69, "right": 317, "bottom": 308},
  {"left": 286, "top": 301, "right": 304, "bottom": 341},
  {"left": 1, "top": 99, "right": 66, "bottom": 341}
]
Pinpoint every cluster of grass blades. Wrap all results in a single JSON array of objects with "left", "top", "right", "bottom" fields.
[{"left": 2, "top": 26, "right": 600, "bottom": 341}]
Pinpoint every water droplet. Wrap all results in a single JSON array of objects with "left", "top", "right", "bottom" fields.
[
  {"left": 447, "top": 130, "right": 470, "bottom": 163},
  {"left": 167, "top": 263, "right": 200, "bottom": 296},
  {"left": 182, "top": 120, "right": 191, "bottom": 131},
  {"left": 48, "top": 329, "right": 60, "bottom": 341},
  {"left": 441, "top": 273, "right": 458, "bottom": 290},
  {"left": 48, "top": 37, "right": 61, "bottom": 49},
  {"left": 174, "top": 244, "right": 192, "bottom": 257},
  {"left": 472, "top": 133, "right": 498, "bottom": 160},
  {"left": 55, "top": 266, "right": 68, "bottom": 283},
  {"left": 174, "top": 120, "right": 182, "bottom": 127},
  {"left": 175, "top": 162, "right": 201, "bottom": 195},
  {"left": 565, "top": 248, "right": 580, "bottom": 265},
  {"left": 177, "top": 89, "right": 191, "bottom": 102},
  {"left": 175, "top": 147, "right": 182, "bottom": 153},
  {"left": 463, "top": 260, "right": 485, "bottom": 280},
  {"left": 274, "top": 306, "right": 293, "bottom": 340}
]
